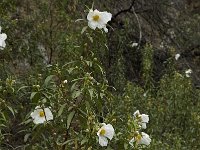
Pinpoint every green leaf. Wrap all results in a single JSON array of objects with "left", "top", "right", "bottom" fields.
[
  {"left": 0, "top": 112, "right": 6, "bottom": 121},
  {"left": 97, "top": 64, "right": 104, "bottom": 75},
  {"left": 61, "top": 139, "right": 73, "bottom": 146},
  {"left": 85, "top": 61, "right": 92, "bottom": 67},
  {"left": 100, "top": 93, "right": 105, "bottom": 99},
  {"left": 24, "top": 133, "right": 31, "bottom": 142},
  {"left": 7, "top": 105, "right": 15, "bottom": 117},
  {"left": 57, "top": 103, "right": 67, "bottom": 117},
  {"left": 20, "top": 119, "right": 32, "bottom": 125},
  {"left": 81, "top": 26, "right": 88, "bottom": 34},
  {"left": 62, "top": 61, "right": 77, "bottom": 68},
  {"left": 30, "top": 92, "right": 38, "bottom": 100},
  {"left": 124, "top": 143, "right": 128, "bottom": 149},
  {"left": 88, "top": 36, "right": 93, "bottom": 43},
  {"left": 85, "top": 101, "right": 90, "bottom": 109},
  {"left": 17, "top": 86, "right": 30, "bottom": 92},
  {"left": 44, "top": 75, "right": 55, "bottom": 87},
  {"left": 71, "top": 82, "right": 77, "bottom": 91},
  {"left": 77, "top": 108, "right": 87, "bottom": 116},
  {"left": 68, "top": 68, "right": 75, "bottom": 74},
  {"left": 88, "top": 89, "right": 94, "bottom": 99},
  {"left": 0, "top": 124, "right": 7, "bottom": 128},
  {"left": 30, "top": 92, "right": 40, "bottom": 103},
  {"left": 106, "top": 146, "right": 114, "bottom": 150},
  {"left": 72, "top": 90, "right": 81, "bottom": 99},
  {"left": 68, "top": 106, "right": 73, "bottom": 111},
  {"left": 81, "top": 138, "right": 88, "bottom": 145},
  {"left": 67, "top": 111, "right": 75, "bottom": 129}
]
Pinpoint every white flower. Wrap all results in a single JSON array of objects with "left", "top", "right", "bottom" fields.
[
  {"left": 139, "top": 132, "right": 151, "bottom": 145},
  {"left": 185, "top": 69, "right": 192, "bottom": 77},
  {"left": 31, "top": 106, "right": 53, "bottom": 124},
  {"left": 134, "top": 110, "right": 149, "bottom": 129},
  {"left": 0, "top": 26, "right": 7, "bottom": 50},
  {"left": 63, "top": 80, "right": 68, "bottom": 84},
  {"left": 97, "top": 123, "right": 114, "bottom": 147},
  {"left": 129, "top": 132, "right": 151, "bottom": 146},
  {"left": 175, "top": 54, "right": 180, "bottom": 60},
  {"left": 143, "top": 91, "right": 148, "bottom": 97},
  {"left": 87, "top": 9, "right": 112, "bottom": 33},
  {"left": 131, "top": 43, "right": 138, "bottom": 47}
]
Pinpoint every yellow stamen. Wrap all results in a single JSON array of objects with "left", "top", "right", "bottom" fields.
[
  {"left": 93, "top": 15, "right": 100, "bottom": 21},
  {"left": 100, "top": 128, "right": 106, "bottom": 136},
  {"left": 138, "top": 116, "right": 142, "bottom": 122},
  {"left": 136, "top": 134, "right": 142, "bottom": 142},
  {"left": 39, "top": 111, "right": 45, "bottom": 117},
  {"left": 136, "top": 113, "right": 140, "bottom": 118}
]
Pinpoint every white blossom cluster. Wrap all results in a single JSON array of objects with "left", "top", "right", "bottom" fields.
[
  {"left": 129, "top": 110, "right": 151, "bottom": 146},
  {"left": 0, "top": 26, "right": 7, "bottom": 50}
]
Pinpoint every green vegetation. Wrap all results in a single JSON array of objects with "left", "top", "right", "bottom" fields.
[{"left": 0, "top": 0, "right": 200, "bottom": 149}]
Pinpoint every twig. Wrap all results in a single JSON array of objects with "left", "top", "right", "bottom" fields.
[
  {"left": 131, "top": 5, "right": 142, "bottom": 50},
  {"left": 48, "top": 0, "right": 53, "bottom": 64},
  {"left": 113, "top": 0, "right": 136, "bottom": 19}
]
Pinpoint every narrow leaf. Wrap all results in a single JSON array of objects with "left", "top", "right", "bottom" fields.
[
  {"left": 81, "top": 26, "right": 88, "bottom": 34},
  {"left": 7, "top": 106, "right": 15, "bottom": 117},
  {"left": 57, "top": 103, "right": 67, "bottom": 117},
  {"left": 30, "top": 92, "right": 38, "bottom": 100},
  {"left": 67, "top": 111, "right": 75, "bottom": 129},
  {"left": 44, "top": 75, "right": 55, "bottom": 86},
  {"left": 72, "top": 90, "right": 81, "bottom": 99},
  {"left": 88, "top": 89, "right": 94, "bottom": 99},
  {"left": 24, "top": 133, "right": 31, "bottom": 142}
]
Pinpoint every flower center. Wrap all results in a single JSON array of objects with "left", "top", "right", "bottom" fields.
[
  {"left": 100, "top": 128, "right": 106, "bottom": 136},
  {"left": 136, "top": 134, "right": 142, "bottom": 142},
  {"left": 93, "top": 15, "right": 100, "bottom": 21},
  {"left": 138, "top": 116, "right": 142, "bottom": 122},
  {"left": 39, "top": 111, "right": 45, "bottom": 117}
]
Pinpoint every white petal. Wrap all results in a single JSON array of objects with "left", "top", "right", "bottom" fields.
[
  {"left": 87, "top": 9, "right": 94, "bottom": 21},
  {"left": 2, "top": 41, "right": 6, "bottom": 47},
  {"left": 104, "top": 124, "right": 114, "bottom": 140},
  {"left": 100, "top": 12, "right": 112, "bottom": 23},
  {"left": 88, "top": 21, "right": 98, "bottom": 30},
  {"left": 185, "top": 69, "right": 192, "bottom": 77},
  {"left": 0, "top": 33, "right": 7, "bottom": 41},
  {"left": 186, "top": 74, "right": 190, "bottom": 77},
  {"left": 0, "top": 26, "right": 1, "bottom": 33},
  {"left": 129, "top": 138, "right": 135, "bottom": 146},
  {"left": 96, "top": 20, "right": 106, "bottom": 29},
  {"left": 31, "top": 107, "right": 42, "bottom": 119},
  {"left": 1, "top": 41, "right": 6, "bottom": 48},
  {"left": 99, "top": 136, "right": 108, "bottom": 147},
  {"left": 133, "top": 110, "right": 140, "bottom": 117},
  {"left": 35, "top": 106, "right": 42, "bottom": 109},
  {"left": 141, "top": 123, "right": 147, "bottom": 129},
  {"left": 138, "top": 132, "right": 151, "bottom": 145},
  {"left": 132, "top": 43, "right": 138, "bottom": 47},
  {"left": 185, "top": 69, "right": 192, "bottom": 74},
  {"left": 103, "top": 27, "right": 108, "bottom": 33},
  {"left": 33, "top": 116, "right": 46, "bottom": 124},
  {"left": 63, "top": 80, "right": 68, "bottom": 84},
  {"left": 101, "top": 123, "right": 106, "bottom": 126},
  {"left": 175, "top": 54, "right": 180, "bottom": 60},
  {"left": 141, "top": 114, "right": 149, "bottom": 123},
  {"left": 0, "top": 41, "right": 5, "bottom": 49},
  {"left": 97, "top": 123, "right": 106, "bottom": 136},
  {"left": 93, "top": 9, "right": 100, "bottom": 14},
  {"left": 44, "top": 108, "right": 53, "bottom": 121},
  {"left": 97, "top": 129, "right": 101, "bottom": 136}
]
